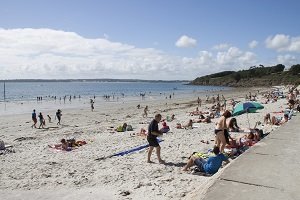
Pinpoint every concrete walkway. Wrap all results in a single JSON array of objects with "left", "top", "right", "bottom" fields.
[{"left": 202, "top": 114, "right": 300, "bottom": 200}]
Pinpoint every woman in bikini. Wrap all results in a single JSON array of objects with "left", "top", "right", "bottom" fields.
[{"left": 215, "top": 110, "right": 232, "bottom": 153}]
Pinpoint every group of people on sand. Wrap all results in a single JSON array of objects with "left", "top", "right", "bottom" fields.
[
  {"left": 145, "top": 113, "right": 231, "bottom": 174},
  {"left": 31, "top": 109, "right": 62, "bottom": 128},
  {"left": 147, "top": 86, "right": 299, "bottom": 175}
]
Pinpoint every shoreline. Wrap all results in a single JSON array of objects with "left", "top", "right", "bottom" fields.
[{"left": 0, "top": 86, "right": 289, "bottom": 200}]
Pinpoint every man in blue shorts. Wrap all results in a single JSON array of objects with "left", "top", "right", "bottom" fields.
[
  {"left": 182, "top": 146, "right": 229, "bottom": 174},
  {"left": 147, "top": 114, "right": 165, "bottom": 164}
]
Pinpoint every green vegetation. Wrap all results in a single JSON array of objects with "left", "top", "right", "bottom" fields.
[{"left": 190, "top": 64, "right": 300, "bottom": 87}]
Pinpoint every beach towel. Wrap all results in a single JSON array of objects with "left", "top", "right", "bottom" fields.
[
  {"left": 95, "top": 138, "right": 163, "bottom": 161},
  {"left": 114, "top": 138, "right": 163, "bottom": 157}
]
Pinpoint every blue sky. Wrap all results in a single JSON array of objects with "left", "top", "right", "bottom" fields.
[{"left": 1, "top": 0, "right": 300, "bottom": 80}]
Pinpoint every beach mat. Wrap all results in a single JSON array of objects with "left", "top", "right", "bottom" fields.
[{"left": 95, "top": 138, "right": 163, "bottom": 161}]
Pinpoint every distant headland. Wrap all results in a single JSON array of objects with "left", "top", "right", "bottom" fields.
[{"left": 190, "top": 64, "right": 300, "bottom": 87}]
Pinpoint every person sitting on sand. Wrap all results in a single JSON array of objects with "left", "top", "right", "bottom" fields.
[
  {"left": 227, "top": 118, "right": 240, "bottom": 132},
  {"left": 182, "top": 146, "right": 229, "bottom": 174},
  {"left": 137, "top": 128, "right": 148, "bottom": 136},
  {"left": 235, "top": 132, "right": 258, "bottom": 147},
  {"left": 160, "top": 121, "right": 170, "bottom": 133},
  {"left": 183, "top": 119, "right": 193, "bottom": 129},
  {"left": 171, "top": 114, "right": 175, "bottom": 121},
  {"left": 264, "top": 113, "right": 272, "bottom": 124},
  {"left": 50, "top": 139, "right": 70, "bottom": 151},
  {"left": 272, "top": 113, "right": 289, "bottom": 125}
]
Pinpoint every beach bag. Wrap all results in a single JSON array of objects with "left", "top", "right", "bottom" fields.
[
  {"left": 0, "top": 140, "right": 5, "bottom": 150},
  {"left": 126, "top": 125, "right": 133, "bottom": 131},
  {"left": 117, "top": 126, "right": 124, "bottom": 132}
]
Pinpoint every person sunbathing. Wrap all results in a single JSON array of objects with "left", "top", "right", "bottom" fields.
[
  {"left": 193, "top": 115, "right": 211, "bottom": 123},
  {"left": 189, "top": 107, "right": 201, "bottom": 116},
  {"left": 182, "top": 146, "right": 230, "bottom": 174},
  {"left": 227, "top": 117, "right": 240, "bottom": 132},
  {"left": 271, "top": 114, "right": 288, "bottom": 125},
  {"left": 132, "top": 128, "right": 148, "bottom": 137},
  {"left": 237, "top": 132, "right": 258, "bottom": 147},
  {"left": 50, "top": 139, "right": 70, "bottom": 151}
]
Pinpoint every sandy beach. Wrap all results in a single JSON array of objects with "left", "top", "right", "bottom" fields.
[{"left": 0, "top": 86, "right": 294, "bottom": 200}]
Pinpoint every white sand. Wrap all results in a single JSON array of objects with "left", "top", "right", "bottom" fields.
[{"left": 0, "top": 86, "right": 291, "bottom": 200}]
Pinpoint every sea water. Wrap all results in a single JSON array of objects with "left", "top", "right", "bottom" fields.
[{"left": 0, "top": 81, "right": 230, "bottom": 116}]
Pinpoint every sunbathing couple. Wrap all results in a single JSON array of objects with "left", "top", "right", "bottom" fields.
[
  {"left": 50, "top": 138, "right": 87, "bottom": 151},
  {"left": 264, "top": 113, "right": 288, "bottom": 125}
]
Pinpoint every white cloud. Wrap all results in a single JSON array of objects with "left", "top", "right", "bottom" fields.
[
  {"left": 0, "top": 28, "right": 262, "bottom": 80},
  {"left": 265, "top": 34, "right": 300, "bottom": 52},
  {"left": 213, "top": 43, "right": 230, "bottom": 51},
  {"left": 249, "top": 40, "right": 258, "bottom": 49},
  {"left": 277, "top": 54, "right": 299, "bottom": 66},
  {"left": 175, "top": 35, "right": 197, "bottom": 48}
]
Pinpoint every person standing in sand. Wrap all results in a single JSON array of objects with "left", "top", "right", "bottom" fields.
[
  {"left": 91, "top": 100, "right": 94, "bottom": 112},
  {"left": 38, "top": 112, "right": 45, "bottom": 129},
  {"left": 143, "top": 106, "right": 149, "bottom": 118},
  {"left": 56, "top": 109, "right": 62, "bottom": 125},
  {"left": 31, "top": 109, "right": 37, "bottom": 128},
  {"left": 215, "top": 110, "right": 232, "bottom": 153},
  {"left": 147, "top": 114, "right": 165, "bottom": 164}
]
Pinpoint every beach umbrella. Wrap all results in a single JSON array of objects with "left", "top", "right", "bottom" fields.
[
  {"left": 232, "top": 101, "right": 264, "bottom": 128},
  {"left": 232, "top": 102, "right": 264, "bottom": 116}
]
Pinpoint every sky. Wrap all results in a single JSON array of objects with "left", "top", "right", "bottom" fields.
[{"left": 1, "top": 0, "right": 300, "bottom": 80}]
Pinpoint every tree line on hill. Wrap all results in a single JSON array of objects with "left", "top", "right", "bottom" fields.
[{"left": 190, "top": 64, "right": 300, "bottom": 87}]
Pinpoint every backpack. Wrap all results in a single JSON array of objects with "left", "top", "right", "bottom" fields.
[{"left": 126, "top": 125, "right": 133, "bottom": 131}]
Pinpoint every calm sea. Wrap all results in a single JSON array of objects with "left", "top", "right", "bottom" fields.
[{"left": 0, "top": 81, "right": 230, "bottom": 115}]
